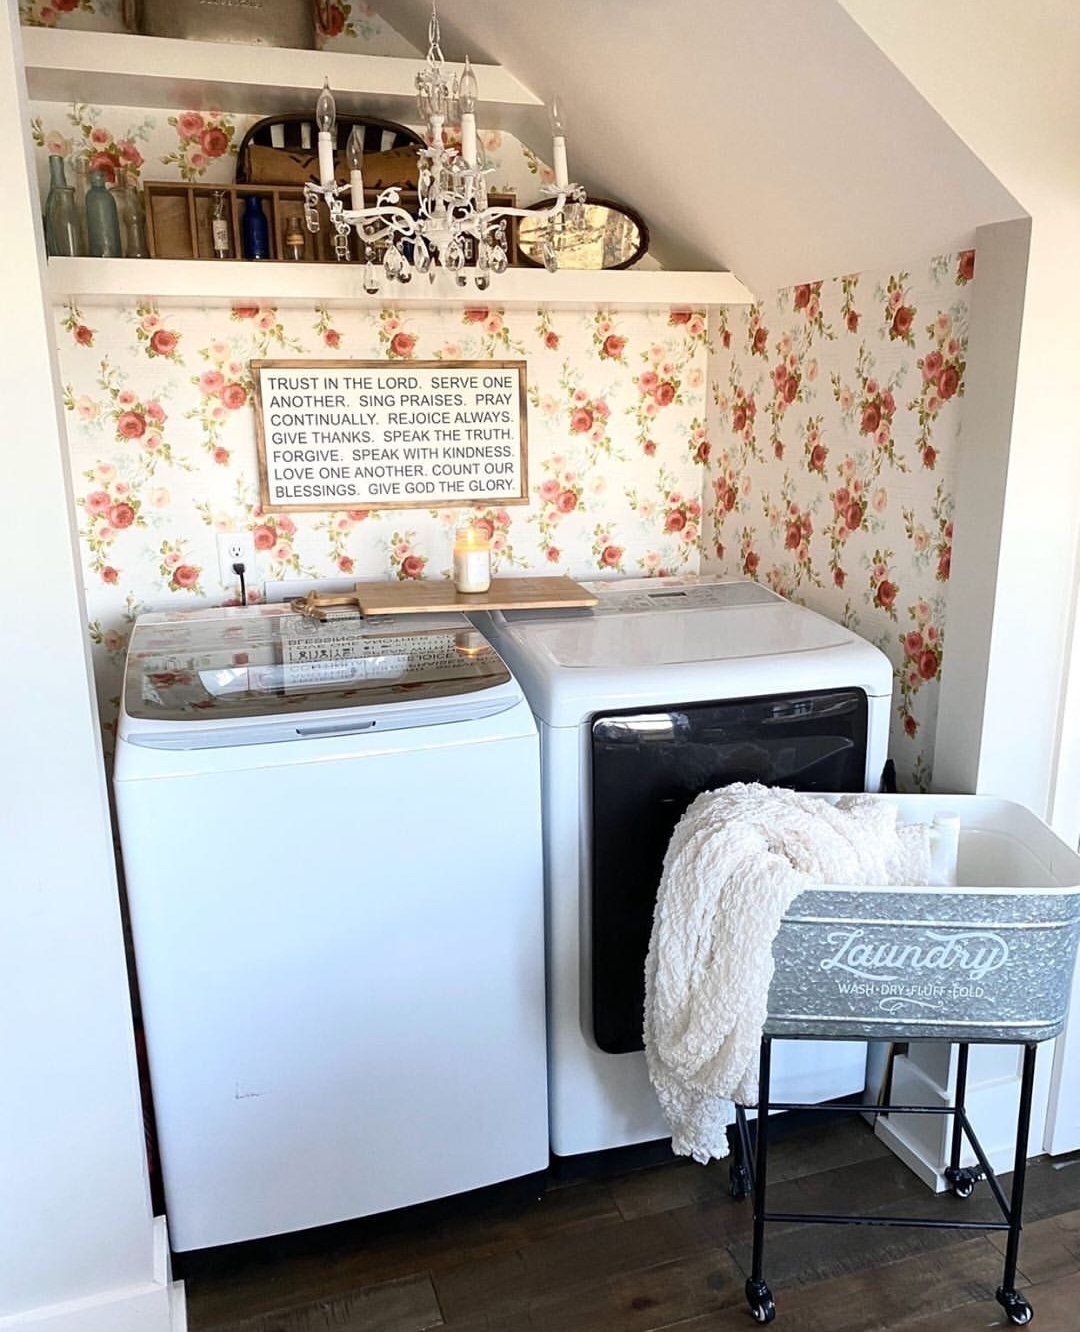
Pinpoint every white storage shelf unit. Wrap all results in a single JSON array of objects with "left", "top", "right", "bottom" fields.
[{"left": 24, "top": 27, "right": 754, "bottom": 311}]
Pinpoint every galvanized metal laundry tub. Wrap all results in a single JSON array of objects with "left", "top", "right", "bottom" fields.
[
  {"left": 736, "top": 793, "right": 1080, "bottom": 1327},
  {"left": 765, "top": 793, "right": 1080, "bottom": 1045}
]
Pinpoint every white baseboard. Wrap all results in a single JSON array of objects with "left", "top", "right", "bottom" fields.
[
  {"left": 0, "top": 1219, "right": 185, "bottom": 1332},
  {"left": 874, "top": 1112, "right": 948, "bottom": 1192}
]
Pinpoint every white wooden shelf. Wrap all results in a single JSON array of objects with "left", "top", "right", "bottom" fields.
[
  {"left": 21, "top": 26, "right": 540, "bottom": 127},
  {"left": 45, "top": 257, "right": 753, "bottom": 309},
  {"left": 25, "top": 27, "right": 755, "bottom": 309}
]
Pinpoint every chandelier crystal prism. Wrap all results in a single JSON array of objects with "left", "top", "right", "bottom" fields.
[{"left": 303, "top": 2, "right": 585, "bottom": 291}]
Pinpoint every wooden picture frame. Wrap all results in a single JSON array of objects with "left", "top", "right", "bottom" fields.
[{"left": 251, "top": 359, "right": 529, "bottom": 512}]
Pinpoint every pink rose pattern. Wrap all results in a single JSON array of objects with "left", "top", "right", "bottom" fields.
[
  {"left": 79, "top": 464, "right": 145, "bottom": 576},
  {"left": 31, "top": 103, "right": 149, "bottom": 187},
  {"left": 378, "top": 310, "right": 418, "bottom": 360},
  {"left": 389, "top": 533, "right": 428, "bottom": 581},
  {"left": 157, "top": 539, "right": 204, "bottom": 596},
  {"left": 314, "top": 306, "right": 343, "bottom": 352},
  {"left": 459, "top": 307, "right": 525, "bottom": 358},
  {"left": 21, "top": 0, "right": 97, "bottom": 27},
  {"left": 61, "top": 302, "right": 95, "bottom": 347},
  {"left": 162, "top": 111, "right": 237, "bottom": 183},
  {"left": 530, "top": 364, "right": 617, "bottom": 462},
  {"left": 314, "top": 0, "right": 415, "bottom": 51},
  {"left": 186, "top": 337, "right": 254, "bottom": 463},
  {"left": 133, "top": 303, "right": 183, "bottom": 362},
  {"left": 20, "top": 0, "right": 418, "bottom": 54},
  {"left": 706, "top": 261, "right": 970, "bottom": 787}
]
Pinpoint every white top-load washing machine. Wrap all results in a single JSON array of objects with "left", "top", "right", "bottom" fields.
[
  {"left": 473, "top": 576, "right": 894, "bottom": 1158},
  {"left": 113, "top": 604, "right": 548, "bottom": 1250}
]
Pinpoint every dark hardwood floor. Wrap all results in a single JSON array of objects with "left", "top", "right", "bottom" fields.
[{"left": 179, "top": 1114, "right": 1080, "bottom": 1332}]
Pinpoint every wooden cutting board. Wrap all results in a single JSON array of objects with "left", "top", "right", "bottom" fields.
[{"left": 352, "top": 575, "right": 598, "bottom": 615}]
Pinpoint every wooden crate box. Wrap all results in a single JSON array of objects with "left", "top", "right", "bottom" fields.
[{"left": 143, "top": 182, "right": 518, "bottom": 265}]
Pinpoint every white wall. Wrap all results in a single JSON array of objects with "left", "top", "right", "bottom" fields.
[
  {"left": 932, "top": 218, "right": 1030, "bottom": 798},
  {"left": 0, "top": 10, "right": 179, "bottom": 1327},
  {"left": 841, "top": 1, "right": 1080, "bottom": 830},
  {"left": 396, "top": 0, "right": 1021, "bottom": 289}
]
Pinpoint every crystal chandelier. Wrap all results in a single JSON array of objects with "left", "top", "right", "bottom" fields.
[{"left": 303, "top": 2, "right": 585, "bottom": 292}]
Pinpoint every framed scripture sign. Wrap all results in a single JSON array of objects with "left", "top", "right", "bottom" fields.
[{"left": 251, "top": 359, "right": 528, "bottom": 512}]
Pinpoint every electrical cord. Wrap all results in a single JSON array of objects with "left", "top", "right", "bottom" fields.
[{"left": 232, "top": 561, "right": 248, "bottom": 607}]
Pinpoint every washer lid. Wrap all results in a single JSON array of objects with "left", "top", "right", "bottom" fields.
[
  {"left": 121, "top": 604, "right": 509, "bottom": 731},
  {"left": 502, "top": 594, "right": 853, "bottom": 670}
]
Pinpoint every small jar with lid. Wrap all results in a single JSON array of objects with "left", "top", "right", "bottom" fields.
[
  {"left": 283, "top": 214, "right": 306, "bottom": 261},
  {"left": 452, "top": 524, "right": 492, "bottom": 594}
]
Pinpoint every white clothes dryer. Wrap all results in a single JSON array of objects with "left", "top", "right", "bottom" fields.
[
  {"left": 473, "top": 576, "right": 894, "bottom": 1158},
  {"left": 113, "top": 604, "right": 548, "bottom": 1250}
]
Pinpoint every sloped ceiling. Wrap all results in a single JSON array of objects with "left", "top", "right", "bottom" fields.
[{"left": 383, "top": 0, "right": 1023, "bottom": 293}]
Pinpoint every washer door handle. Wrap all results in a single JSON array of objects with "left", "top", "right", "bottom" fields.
[{"left": 593, "top": 713, "right": 684, "bottom": 742}]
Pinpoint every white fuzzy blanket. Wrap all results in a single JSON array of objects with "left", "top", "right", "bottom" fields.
[{"left": 643, "top": 783, "right": 931, "bottom": 1163}]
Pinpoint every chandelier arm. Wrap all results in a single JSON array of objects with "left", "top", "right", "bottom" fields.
[
  {"left": 339, "top": 206, "right": 423, "bottom": 237},
  {"left": 475, "top": 189, "right": 582, "bottom": 226}
]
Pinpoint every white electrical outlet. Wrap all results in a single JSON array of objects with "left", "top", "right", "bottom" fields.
[{"left": 216, "top": 530, "right": 258, "bottom": 586}]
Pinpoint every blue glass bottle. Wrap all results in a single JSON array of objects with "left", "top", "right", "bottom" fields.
[
  {"left": 85, "top": 169, "right": 122, "bottom": 258},
  {"left": 241, "top": 195, "right": 270, "bottom": 260}
]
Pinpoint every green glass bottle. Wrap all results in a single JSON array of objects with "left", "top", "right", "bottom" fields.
[
  {"left": 85, "top": 169, "right": 123, "bottom": 258},
  {"left": 44, "top": 155, "right": 82, "bottom": 257}
]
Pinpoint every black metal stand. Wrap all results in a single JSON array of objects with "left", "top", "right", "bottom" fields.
[{"left": 731, "top": 1036, "right": 1038, "bottom": 1326}]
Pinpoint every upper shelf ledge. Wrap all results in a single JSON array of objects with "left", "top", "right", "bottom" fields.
[
  {"left": 45, "top": 257, "right": 755, "bottom": 309},
  {"left": 21, "top": 26, "right": 539, "bottom": 122}
]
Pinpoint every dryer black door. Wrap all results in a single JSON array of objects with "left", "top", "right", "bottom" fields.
[{"left": 590, "top": 688, "right": 868, "bottom": 1055}]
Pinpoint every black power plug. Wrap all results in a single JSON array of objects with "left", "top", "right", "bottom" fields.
[{"left": 231, "top": 561, "right": 248, "bottom": 607}]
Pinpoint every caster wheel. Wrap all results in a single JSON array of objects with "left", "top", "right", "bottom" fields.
[
  {"left": 945, "top": 1166, "right": 979, "bottom": 1199},
  {"left": 746, "top": 1278, "right": 775, "bottom": 1324},
  {"left": 729, "top": 1163, "right": 752, "bottom": 1201},
  {"left": 996, "top": 1287, "right": 1033, "bottom": 1325}
]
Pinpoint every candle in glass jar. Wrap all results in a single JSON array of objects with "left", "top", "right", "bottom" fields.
[{"left": 453, "top": 525, "right": 491, "bottom": 593}]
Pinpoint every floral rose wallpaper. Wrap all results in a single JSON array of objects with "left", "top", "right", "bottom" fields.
[{"left": 704, "top": 254, "right": 973, "bottom": 788}]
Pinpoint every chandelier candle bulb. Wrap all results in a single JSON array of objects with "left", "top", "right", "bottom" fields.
[
  {"left": 550, "top": 96, "right": 569, "bottom": 190},
  {"left": 461, "top": 111, "right": 478, "bottom": 168},
  {"left": 453, "top": 526, "right": 492, "bottom": 594},
  {"left": 316, "top": 77, "right": 337, "bottom": 188},
  {"left": 346, "top": 127, "right": 366, "bottom": 212},
  {"left": 459, "top": 55, "right": 479, "bottom": 167}
]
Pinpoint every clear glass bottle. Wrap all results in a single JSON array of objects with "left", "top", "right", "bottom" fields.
[
  {"left": 44, "top": 155, "right": 83, "bottom": 257},
  {"left": 241, "top": 195, "right": 270, "bottom": 261},
  {"left": 108, "top": 174, "right": 134, "bottom": 256},
  {"left": 72, "top": 155, "right": 90, "bottom": 255},
  {"left": 110, "top": 170, "right": 148, "bottom": 258},
  {"left": 85, "top": 169, "right": 123, "bottom": 258},
  {"left": 128, "top": 183, "right": 151, "bottom": 261},
  {"left": 211, "top": 191, "right": 230, "bottom": 259}
]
